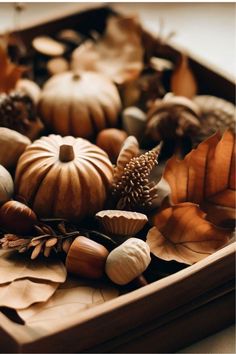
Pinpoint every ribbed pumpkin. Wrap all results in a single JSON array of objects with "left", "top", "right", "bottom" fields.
[
  {"left": 38, "top": 71, "right": 121, "bottom": 138},
  {"left": 14, "top": 134, "right": 113, "bottom": 221}
]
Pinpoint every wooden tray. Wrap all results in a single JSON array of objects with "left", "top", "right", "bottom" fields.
[
  {"left": 0, "top": 6, "right": 235, "bottom": 353},
  {"left": 0, "top": 243, "right": 235, "bottom": 353}
]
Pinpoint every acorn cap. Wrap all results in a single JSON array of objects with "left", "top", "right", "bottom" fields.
[{"left": 96, "top": 210, "right": 148, "bottom": 237}]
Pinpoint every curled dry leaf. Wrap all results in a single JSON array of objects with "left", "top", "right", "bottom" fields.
[
  {"left": 71, "top": 15, "right": 144, "bottom": 84},
  {"left": 147, "top": 203, "right": 230, "bottom": 265},
  {"left": 0, "top": 45, "right": 25, "bottom": 93},
  {"left": 113, "top": 135, "right": 139, "bottom": 184},
  {"left": 17, "top": 277, "right": 119, "bottom": 332},
  {"left": 0, "top": 250, "right": 67, "bottom": 284},
  {"left": 0, "top": 279, "right": 58, "bottom": 309},
  {"left": 163, "top": 130, "right": 236, "bottom": 225},
  {"left": 170, "top": 54, "right": 197, "bottom": 99}
]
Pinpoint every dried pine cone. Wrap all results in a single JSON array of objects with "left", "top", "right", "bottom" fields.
[
  {"left": 192, "top": 95, "right": 236, "bottom": 146},
  {"left": 146, "top": 93, "right": 201, "bottom": 141},
  {"left": 0, "top": 91, "right": 37, "bottom": 135},
  {"left": 112, "top": 145, "right": 161, "bottom": 211}
]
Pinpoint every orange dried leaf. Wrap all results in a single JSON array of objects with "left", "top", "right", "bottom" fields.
[
  {"left": 0, "top": 45, "right": 25, "bottom": 93},
  {"left": 171, "top": 54, "right": 197, "bottom": 98},
  {"left": 71, "top": 16, "right": 144, "bottom": 84},
  {"left": 163, "top": 130, "right": 236, "bottom": 224},
  {"left": 147, "top": 203, "right": 230, "bottom": 264}
]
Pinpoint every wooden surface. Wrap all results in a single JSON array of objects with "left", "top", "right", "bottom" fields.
[{"left": 0, "top": 243, "right": 235, "bottom": 353}]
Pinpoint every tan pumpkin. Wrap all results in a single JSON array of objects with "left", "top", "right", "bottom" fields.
[
  {"left": 38, "top": 71, "right": 121, "bottom": 138},
  {"left": 14, "top": 134, "right": 113, "bottom": 221}
]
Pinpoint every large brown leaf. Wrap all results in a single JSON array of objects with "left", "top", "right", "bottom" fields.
[
  {"left": 71, "top": 16, "right": 143, "bottom": 84},
  {"left": 0, "top": 279, "right": 58, "bottom": 309},
  {"left": 147, "top": 203, "right": 230, "bottom": 264},
  {"left": 163, "top": 130, "right": 236, "bottom": 225},
  {"left": 17, "top": 277, "right": 119, "bottom": 332},
  {"left": 0, "top": 45, "right": 25, "bottom": 93},
  {"left": 0, "top": 250, "right": 67, "bottom": 284}
]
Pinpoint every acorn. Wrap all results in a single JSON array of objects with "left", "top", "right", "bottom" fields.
[
  {"left": 105, "top": 238, "right": 151, "bottom": 285},
  {"left": 65, "top": 236, "right": 109, "bottom": 279},
  {"left": 0, "top": 200, "right": 37, "bottom": 235}
]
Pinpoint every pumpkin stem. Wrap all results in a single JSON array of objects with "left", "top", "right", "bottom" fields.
[{"left": 59, "top": 144, "right": 75, "bottom": 162}]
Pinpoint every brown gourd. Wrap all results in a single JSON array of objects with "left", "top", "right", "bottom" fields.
[
  {"left": 14, "top": 134, "right": 113, "bottom": 221},
  {"left": 38, "top": 71, "right": 121, "bottom": 138}
]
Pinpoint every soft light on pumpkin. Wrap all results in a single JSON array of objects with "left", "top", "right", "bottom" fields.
[
  {"left": 14, "top": 134, "right": 113, "bottom": 221},
  {"left": 38, "top": 71, "right": 121, "bottom": 138}
]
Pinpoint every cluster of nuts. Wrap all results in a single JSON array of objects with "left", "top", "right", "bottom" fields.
[
  {"left": 0, "top": 199, "right": 151, "bottom": 286},
  {"left": 66, "top": 235, "right": 151, "bottom": 285}
]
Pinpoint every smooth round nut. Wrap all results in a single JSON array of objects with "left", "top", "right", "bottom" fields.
[
  {"left": 0, "top": 200, "right": 37, "bottom": 234},
  {"left": 66, "top": 236, "right": 109, "bottom": 279},
  {"left": 105, "top": 238, "right": 151, "bottom": 285}
]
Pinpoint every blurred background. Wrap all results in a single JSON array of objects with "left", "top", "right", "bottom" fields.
[{"left": 0, "top": 2, "right": 235, "bottom": 79}]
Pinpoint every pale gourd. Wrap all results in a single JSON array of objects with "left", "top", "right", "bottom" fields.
[
  {"left": 38, "top": 71, "right": 121, "bottom": 138},
  {"left": 16, "top": 79, "right": 41, "bottom": 104},
  {"left": 105, "top": 238, "right": 151, "bottom": 285},
  {"left": 14, "top": 134, "right": 113, "bottom": 221},
  {"left": 0, "top": 127, "right": 31, "bottom": 169},
  {"left": 0, "top": 165, "right": 14, "bottom": 205}
]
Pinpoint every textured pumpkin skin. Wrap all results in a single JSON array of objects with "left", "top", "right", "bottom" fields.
[
  {"left": 14, "top": 134, "right": 113, "bottom": 221},
  {"left": 38, "top": 71, "right": 121, "bottom": 138}
]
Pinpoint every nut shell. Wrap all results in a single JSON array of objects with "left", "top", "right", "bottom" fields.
[
  {"left": 0, "top": 200, "right": 37, "bottom": 234},
  {"left": 66, "top": 236, "right": 109, "bottom": 279},
  {"left": 105, "top": 238, "right": 151, "bottom": 285},
  {"left": 96, "top": 210, "right": 148, "bottom": 236}
]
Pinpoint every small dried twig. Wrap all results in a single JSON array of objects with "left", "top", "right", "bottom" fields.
[{"left": 0, "top": 220, "right": 80, "bottom": 260}]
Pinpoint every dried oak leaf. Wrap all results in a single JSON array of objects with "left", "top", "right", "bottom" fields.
[
  {"left": 163, "top": 130, "right": 236, "bottom": 225},
  {"left": 0, "top": 279, "right": 58, "bottom": 309},
  {"left": 0, "top": 45, "right": 25, "bottom": 93},
  {"left": 0, "top": 250, "right": 67, "bottom": 284},
  {"left": 170, "top": 54, "right": 197, "bottom": 99},
  {"left": 71, "top": 15, "right": 144, "bottom": 84},
  {"left": 147, "top": 203, "right": 230, "bottom": 264},
  {"left": 17, "top": 277, "right": 119, "bottom": 331}
]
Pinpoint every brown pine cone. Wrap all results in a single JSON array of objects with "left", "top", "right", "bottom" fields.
[
  {"left": 0, "top": 91, "right": 37, "bottom": 136},
  {"left": 192, "top": 95, "right": 236, "bottom": 146}
]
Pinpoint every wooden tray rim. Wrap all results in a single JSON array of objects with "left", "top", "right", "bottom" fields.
[{"left": 0, "top": 241, "right": 235, "bottom": 349}]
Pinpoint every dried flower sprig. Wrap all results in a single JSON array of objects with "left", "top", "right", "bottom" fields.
[
  {"left": 112, "top": 144, "right": 161, "bottom": 211},
  {"left": 0, "top": 219, "right": 117, "bottom": 259},
  {"left": 0, "top": 221, "right": 80, "bottom": 259}
]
